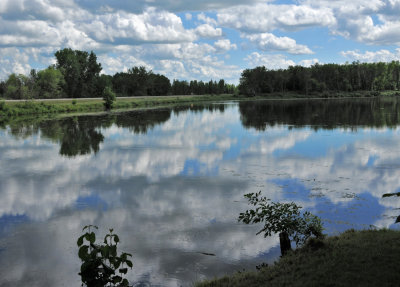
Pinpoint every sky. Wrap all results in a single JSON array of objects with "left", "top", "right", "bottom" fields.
[{"left": 1, "top": 0, "right": 400, "bottom": 83}]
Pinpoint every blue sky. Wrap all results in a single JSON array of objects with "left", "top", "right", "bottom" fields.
[{"left": 1, "top": 0, "right": 400, "bottom": 83}]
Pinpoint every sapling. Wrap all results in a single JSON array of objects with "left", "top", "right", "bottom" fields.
[{"left": 238, "top": 191, "right": 323, "bottom": 256}]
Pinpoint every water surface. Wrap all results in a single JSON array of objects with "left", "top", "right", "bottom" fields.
[{"left": 1, "top": 98, "right": 400, "bottom": 286}]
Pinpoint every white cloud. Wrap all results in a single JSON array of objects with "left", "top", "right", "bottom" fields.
[
  {"left": 0, "top": 0, "right": 76, "bottom": 22},
  {"left": 245, "top": 52, "right": 296, "bottom": 69},
  {"left": 195, "top": 24, "right": 222, "bottom": 38},
  {"left": 0, "top": 48, "right": 32, "bottom": 78},
  {"left": 197, "top": 12, "right": 218, "bottom": 26},
  {"left": 217, "top": 3, "right": 335, "bottom": 33},
  {"left": 341, "top": 49, "right": 400, "bottom": 62},
  {"left": 299, "top": 58, "right": 319, "bottom": 67},
  {"left": 82, "top": 8, "right": 197, "bottom": 45},
  {"left": 98, "top": 53, "right": 151, "bottom": 74},
  {"left": 75, "top": 0, "right": 267, "bottom": 13},
  {"left": 214, "top": 39, "right": 237, "bottom": 52},
  {"left": 244, "top": 33, "right": 313, "bottom": 55},
  {"left": 300, "top": 0, "right": 400, "bottom": 45},
  {"left": 244, "top": 52, "right": 320, "bottom": 70}
]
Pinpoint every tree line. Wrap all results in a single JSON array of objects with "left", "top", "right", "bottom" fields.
[
  {"left": 0, "top": 48, "right": 235, "bottom": 100},
  {"left": 239, "top": 61, "right": 400, "bottom": 96}
]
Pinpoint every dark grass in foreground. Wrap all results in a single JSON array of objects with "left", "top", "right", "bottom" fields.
[{"left": 197, "top": 229, "right": 400, "bottom": 287}]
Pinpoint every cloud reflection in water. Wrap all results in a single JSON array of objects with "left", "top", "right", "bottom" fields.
[{"left": 0, "top": 99, "right": 400, "bottom": 286}]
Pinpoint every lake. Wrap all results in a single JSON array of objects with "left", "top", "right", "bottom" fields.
[{"left": 1, "top": 98, "right": 400, "bottom": 286}]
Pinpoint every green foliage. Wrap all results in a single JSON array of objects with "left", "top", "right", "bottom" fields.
[
  {"left": 77, "top": 225, "right": 132, "bottom": 287},
  {"left": 55, "top": 48, "right": 102, "bottom": 98},
  {"left": 238, "top": 191, "right": 323, "bottom": 248},
  {"left": 112, "top": 66, "right": 171, "bottom": 97},
  {"left": 103, "top": 87, "right": 116, "bottom": 110},
  {"left": 34, "top": 66, "right": 65, "bottom": 98},
  {"left": 172, "top": 78, "right": 236, "bottom": 95},
  {"left": 5, "top": 74, "right": 30, "bottom": 99},
  {"left": 239, "top": 61, "right": 400, "bottom": 96}
]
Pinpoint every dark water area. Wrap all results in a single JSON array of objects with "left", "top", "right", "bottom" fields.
[{"left": 1, "top": 98, "right": 400, "bottom": 286}]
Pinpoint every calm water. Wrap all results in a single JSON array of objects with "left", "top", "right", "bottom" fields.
[{"left": 1, "top": 98, "right": 400, "bottom": 286}]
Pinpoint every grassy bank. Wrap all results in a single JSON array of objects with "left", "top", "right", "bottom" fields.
[
  {"left": 0, "top": 91, "right": 399, "bottom": 119},
  {"left": 197, "top": 229, "right": 400, "bottom": 287},
  {"left": 0, "top": 94, "right": 239, "bottom": 118}
]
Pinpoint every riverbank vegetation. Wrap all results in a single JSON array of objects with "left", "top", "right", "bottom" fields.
[
  {"left": 197, "top": 229, "right": 400, "bottom": 287},
  {"left": 239, "top": 61, "right": 400, "bottom": 96},
  {"left": 1, "top": 48, "right": 400, "bottom": 119},
  {"left": 0, "top": 94, "right": 238, "bottom": 118}
]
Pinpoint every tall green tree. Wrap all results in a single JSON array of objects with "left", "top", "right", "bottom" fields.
[{"left": 55, "top": 48, "right": 102, "bottom": 98}]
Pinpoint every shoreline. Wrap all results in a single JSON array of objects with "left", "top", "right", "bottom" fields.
[{"left": 1, "top": 91, "right": 399, "bottom": 120}]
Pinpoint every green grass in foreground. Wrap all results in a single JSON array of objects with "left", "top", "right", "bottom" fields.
[{"left": 197, "top": 229, "right": 400, "bottom": 287}]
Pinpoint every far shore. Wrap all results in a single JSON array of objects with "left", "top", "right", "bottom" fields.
[{"left": 1, "top": 91, "right": 399, "bottom": 120}]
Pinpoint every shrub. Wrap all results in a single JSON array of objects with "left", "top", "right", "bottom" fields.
[
  {"left": 239, "top": 191, "right": 324, "bottom": 256},
  {"left": 103, "top": 87, "right": 116, "bottom": 110}
]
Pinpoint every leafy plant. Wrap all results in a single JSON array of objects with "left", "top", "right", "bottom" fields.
[
  {"left": 238, "top": 191, "right": 323, "bottom": 256},
  {"left": 77, "top": 225, "right": 133, "bottom": 287},
  {"left": 103, "top": 87, "right": 116, "bottom": 110}
]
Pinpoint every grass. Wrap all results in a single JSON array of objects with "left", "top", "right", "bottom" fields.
[
  {"left": 0, "top": 94, "right": 239, "bottom": 118},
  {"left": 197, "top": 229, "right": 400, "bottom": 287}
]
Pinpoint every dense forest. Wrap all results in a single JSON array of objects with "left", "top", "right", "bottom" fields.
[
  {"left": 0, "top": 48, "right": 234, "bottom": 100},
  {"left": 239, "top": 62, "right": 400, "bottom": 96}
]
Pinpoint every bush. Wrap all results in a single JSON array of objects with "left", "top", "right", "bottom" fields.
[{"left": 103, "top": 87, "right": 116, "bottom": 110}]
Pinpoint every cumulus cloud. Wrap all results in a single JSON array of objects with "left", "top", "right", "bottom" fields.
[
  {"left": 341, "top": 48, "right": 400, "bottom": 62},
  {"left": 300, "top": 0, "right": 400, "bottom": 45},
  {"left": 244, "top": 52, "right": 320, "bottom": 70},
  {"left": 217, "top": 3, "right": 335, "bottom": 33},
  {"left": 81, "top": 8, "right": 196, "bottom": 45},
  {"left": 214, "top": 39, "right": 237, "bottom": 52},
  {"left": 194, "top": 24, "right": 222, "bottom": 38},
  {"left": 0, "top": 48, "right": 31, "bottom": 78},
  {"left": 0, "top": 0, "right": 78, "bottom": 22},
  {"left": 74, "top": 0, "right": 267, "bottom": 14},
  {"left": 299, "top": 58, "right": 319, "bottom": 67},
  {"left": 197, "top": 12, "right": 218, "bottom": 26},
  {"left": 2, "top": 0, "right": 400, "bottom": 84},
  {"left": 244, "top": 33, "right": 313, "bottom": 55},
  {"left": 244, "top": 52, "right": 296, "bottom": 69},
  {"left": 0, "top": 47, "right": 57, "bottom": 79}
]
